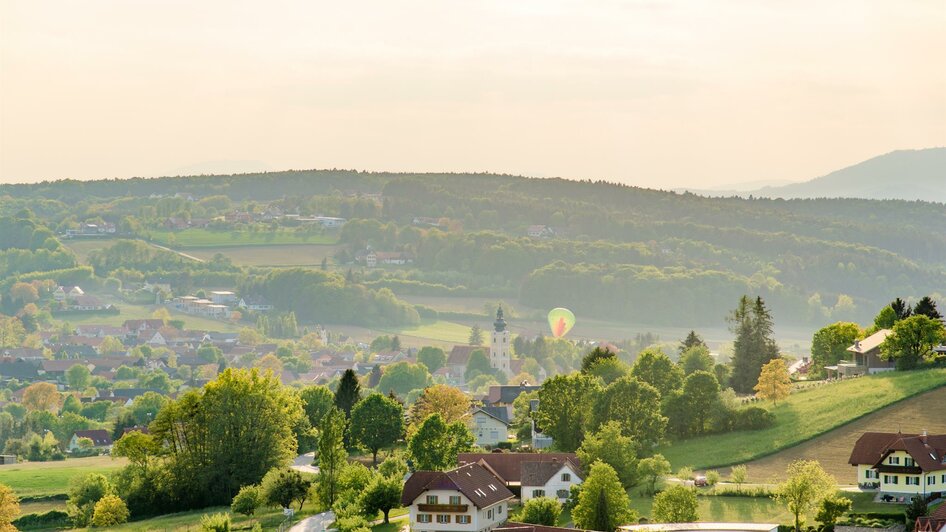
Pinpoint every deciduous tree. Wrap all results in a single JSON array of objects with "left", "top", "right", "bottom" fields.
[
  {"left": 361, "top": 474, "right": 403, "bottom": 523},
  {"left": 652, "top": 485, "right": 699, "bottom": 523},
  {"left": 407, "top": 413, "right": 474, "bottom": 471},
  {"left": 811, "top": 322, "right": 862, "bottom": 374},
  {"left": 775, "top": 460, "right": 835, "bottom": 532},
  {"left": 572, "top": 462, "right": 636, "bottom": 532},
  {"left": 629, "top": 348, "right": 683, "bottom": 397},
  {"left": 881, "top": 314, "right": 946, "bottom": 369},
  {"left": 317, "top": 407, "right": 348, "bottom": 508},
  {"left": 637, "top": 454, "right": 671, "bottom": 495},
  {"left": 417, "top": 346, "right": 447, "bottom": 373},
  {"left": 0, "top": 483, "right": 19, "bottom": 531},
  {"left": 577, "top": 421, "right": 638, "bottom": 488},
  {"left": 678, "top": 345, "right": 714, "bottom": 375},
  {"left": 534, "top": 373, "right": 601, "bottom": 452},
  {"left": 754, "top": 358, "right": 791, "bottom": 404},
  {"left": 519, "top": 497, "right": 562, "bottom": 526},
  {"left": 350, "top": 393, "right": 404, "bottom": 464},
  {"left": 22, "top": 382, "right": 60, "bottom": 412},
  {"left": 262, "top": 467, "right": 313, "bottom": 510},
  {"left": 409, "top": 384, "right": 470, "bottom": 428},
  {"left": 590, "top": 376, "right": 665, "bottom": 448},
  {"left": 377, "top": 362, "right": 431, "bottom": 397}
]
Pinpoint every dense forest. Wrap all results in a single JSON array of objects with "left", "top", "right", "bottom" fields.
[{"left": 2, "top": 170, "right": 944, "bottom": 326}]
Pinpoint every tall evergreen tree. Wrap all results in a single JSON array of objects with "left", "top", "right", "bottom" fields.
[
  {"left": 891, "top": 297, "right": 913, "bottom": 320},
  {"left": 678, "top": 331, "right": 706, "bottom": 354},
  {"left": 334, "top": 369, "right": 361, "bottom": 417},
  {"left": 468, "top": 325, "right": 484, "bottom": 346},
  {"left": 728, "top": 296, "right": 779, "bottom": 393},
  {"left": 368, "top": 365, "right": 382, "bottom": 388},
  {"left": 580, "top": 346, "right": 616, "bottom": 373},
  {"left": 913, "top": 296, "right": 942, "bottom": 320}
]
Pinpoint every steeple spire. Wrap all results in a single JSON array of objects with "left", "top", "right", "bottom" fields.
[{"left": 494, "top": 306, "right": 506, "bottom": 332}]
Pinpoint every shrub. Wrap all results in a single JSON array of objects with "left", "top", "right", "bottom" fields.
[
  {"left": 67, "top": 473, "right": 112, "bottom": 526},
  {"left": 91, "top": 495, "right": 130, "bottom": 527},
  {"left": 200, "top": 512, "right": 231, "bottom": 532},
  {"left": 733, "top": 407, "right": 775, "bottom": 430},
  {"left": 677, "top": 466, "right": 694, "bottom": 481},
  {"left": 520, "top": 497, "right": 562, "bottom": 526},
  {"left": 11, "top": 510, "right": 70, "bottom": 530},
  {"left": 705, "top": 470, "right": 720, "bottom": 486},
  {"left": 231, "top": 485, "right": 263, "bottom": 516}
]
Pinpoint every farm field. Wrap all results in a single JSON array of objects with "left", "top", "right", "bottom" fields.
[
  {"left": 379, "top": 319, "right": 475, "bottom": 345},
  {"left": 1, "top": 455, "right": 127, "bottom": 498},
  {"left": 54, "top": 296, "right": 241, "bottom": 333},
  {"left": 61, "top": 238, "right": 118, "bottom": 263},
  {"left": 84, "top": 500, "right": 323, "bottom": 532},
  {"left": 735, "top": 385, "right": 946, "bottom": 483},
  {"left": 186, "top": 243, "right": 340, "bottom": 267},
  {"left": 148, "top": 228, "right": 337, "bottom": 248},
  {"left": 659, "top": 369, "right": 946, "bottom": 471}
]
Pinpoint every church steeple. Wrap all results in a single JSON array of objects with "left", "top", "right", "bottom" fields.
[{"left": 494, "top": 306, "right": 506, "bottom": 332}]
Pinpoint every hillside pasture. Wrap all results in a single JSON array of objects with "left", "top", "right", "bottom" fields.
[
  {"left": 54, "top": 297, "right": 241, "bottom": 332},
  {"left": 186, "top": 243, "right": 340, "bottom": 267},
  {"left": 660, "top": 369, "right": 946, "bottom": 471},
  {"left": 733, "top": 385, "right": 946, "bottom": 483},
  {"left": 148, "top": 228, "right": 337, "bottom": 248},
  {"left": 1, "top": 455, "right": 127, "bottom": 498}
]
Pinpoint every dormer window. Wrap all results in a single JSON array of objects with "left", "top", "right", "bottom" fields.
[
  {"left": 905, "top": 457, "right": 915, "bottom": 467},
  {"left": 889, "top": 456, "right": 900, "bottom": 465},
  {"left": 426, "top": 495, "right": 439, "bottom": 504}
]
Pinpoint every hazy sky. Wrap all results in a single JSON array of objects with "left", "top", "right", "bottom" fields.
[{"left": 1, "top": 1, "right": 943, "bottom": 188}]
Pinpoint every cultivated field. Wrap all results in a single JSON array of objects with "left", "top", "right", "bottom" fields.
[
  {"left": 660, "top": 369, "right": 946, "bottom": 471},
  {"left": 148, "top": 229, "right": 337, "bottom": 248},
  {"left": 1, "top": 455, "right": 127, "bottom": 498},
  {"left": 186, "top": 243, "right": 340, "bottom": 267},
  {"left": 55, "top": 296, "right": 241, "bottom": 333},
  {"left": 734, "top": 385, "right": 946, "bottom": 483}
]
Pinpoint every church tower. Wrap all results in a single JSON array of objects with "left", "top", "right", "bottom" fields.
[{"left": 490, "top": 306, "right": 512, "bottom": 377}]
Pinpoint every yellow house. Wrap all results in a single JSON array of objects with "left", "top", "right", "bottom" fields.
[{"left": 849, "top": 431, "right": 946, "bottom": 496}]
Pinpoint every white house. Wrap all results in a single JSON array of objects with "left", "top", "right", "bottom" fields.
[
  {"left": 849, "top": 431, "right": 946, "bottom": 496},
  {"left": 402, "top": 463, "right": 514, "bottom": 532},
  {"left": 472, "top": 407, "right": 510, "bottom": 447},
  {"left": 238, "top": 296, "right": 274, "bottom": 312},
  {"left": 520, "top": 458, "right": 584, "bottom": 503},
  {"left": 68, "top": 429, "right": 113, "bottom": 453},
  {"left": 210, "top": 291, "right": 237, "bottom": 304}
]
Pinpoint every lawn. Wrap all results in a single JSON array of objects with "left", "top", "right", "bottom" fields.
[
  {"left": 54, "top": 296, "right": 241, "bottom": 333},
  {"left": 92, "top": 499, "right": 325, "bottom": 531},
  {"left": 149, "top": 229, "right": 337, "bottom": 248},
  {"left": 186, "top": 243, "right": 341, "bottom": 267},
  {"left": 659, "top": 369, "right": 946, "bottom": 471},
  {"left": 1, "top": 456, "right": 127, "bottom": 498},
  {"left": 378, "top": 320, "right": 474, "bottom": 345}
]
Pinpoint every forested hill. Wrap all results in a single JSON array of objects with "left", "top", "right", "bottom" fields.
[
  {"left": 753, "top": 148, "right": 946, "bottom": 202},
  {"left": 3, "top": 169, "right": 945, "bottom": 326}
]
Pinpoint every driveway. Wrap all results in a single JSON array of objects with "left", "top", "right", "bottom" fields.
[
  {"left": 289, "top": 510, "right": 335, "bottom": 532},
  {"left": 292, "top": 452, "right": 320, "bottom": 475}
]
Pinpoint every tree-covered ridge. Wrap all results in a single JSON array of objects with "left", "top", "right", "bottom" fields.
[{"left": 3, "top": 169, "right": 946, "bottom": 325}]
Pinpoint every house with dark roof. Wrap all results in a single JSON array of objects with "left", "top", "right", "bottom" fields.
[
  {"left": 68, "top": 429, "right": 113, "bottom": 453},
  {"left": 849, "top": 431, "right": 946, "bottom": 495},
  {"left": 456, "top": 452, "right": 583, "bottom": 499},
  {"left": 0, "top": 358, "right": 41, "bottom": 381},
  {"left": 520, "top": 458, "right": 584, "bottom": 503},
  {"left": 402, "top": 462, "right": 514, "bottom": 532},
  {"left": 472, "top": 407, "right": 510, "bottom": 447},
  {"left": 915, "top": 502, "right": 946, "bottom": 532}
]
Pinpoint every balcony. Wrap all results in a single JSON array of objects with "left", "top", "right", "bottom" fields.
[{"left": 418, "top": 504, "right": 469, "bottom": 513}]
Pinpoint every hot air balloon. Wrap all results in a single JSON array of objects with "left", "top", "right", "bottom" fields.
[{"left": 548, "top": 308, "right": 576, "bottom": 338}]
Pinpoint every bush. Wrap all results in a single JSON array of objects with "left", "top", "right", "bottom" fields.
[
  {"left": 91, "top": 495, "right": 130, "bottom": 527},
  {"left": 519, "top": 497, "right": 562, "bottom": 526},
  {"left": 677, "top": 466, "right": 694, "bottom": 481},
  {"left": 231, "top": 484, "right": 264, "bottom": 516},
  {"left": 200, "top": 512, "right": 232, "bottom": 532},
  {"left": 67, "top": 473, "right": 112, "bottom": 526},
  {"left": 705, "top": 470, "right": 720, "bottom": 486},
  {"left": 733, "top": 407, "right": 775, "bottom": 430},
  {"left": 12, "top": 510, "right": 70, "bottom": 530}
]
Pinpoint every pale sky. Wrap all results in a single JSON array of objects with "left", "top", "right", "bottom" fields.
[{"left": 1, "top": 0, "right": 944, "bottom": 188}]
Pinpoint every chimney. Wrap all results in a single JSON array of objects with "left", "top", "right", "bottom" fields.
[{"left": 921, "top": 429, "right": 928, "bottom": 443}]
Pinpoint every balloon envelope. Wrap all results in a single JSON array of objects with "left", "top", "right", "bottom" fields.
[{"left": 548, "top": 308, "right": 576, "bottom": 338}]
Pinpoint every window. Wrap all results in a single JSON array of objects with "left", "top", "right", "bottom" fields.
[
  {"left": 927, "top": 476, "right": 936, "bottom": 485},
  {"left": 533, "top": 489, "right": 545, "bottom": 497},
  {"left": 450, "top": 496, "right": 461, "bottom": 505},
  {"left": 889, "top": 456, "right": 900, "bottom": 465},
  {"left": 942, "top": 474, "right": 946, "bottom": 483},
  {"left": 884, "top": 475, "right": 899, "bottom": 485},
  {"left": 437, "top": 515, "right": 451, "bottom": 524},
  {"left": 498, "top": 505, "right": 503, "bottom": 514},
  {"left": 865, "top": 470, "right": 876, "bottom": 479},
  {"left": 905, "top": 457, "right": 915, "bottom": 467},
  {"left": 418, "top": 514, "right": 432, "bottom": 523},
  {"left": 906, "top": 476, "right": 920, "bottom": 486},
  {"left": 426, "top": 495, "right": 439, "bottom": 504},
  {"left": 562, "top": 473, "right": 571, "bottom": 481},
  {"left": 488, "top": 509, "right": 493, "bottom": 519},
  {"left": 557, "top": 489, "right": 569, "bottom": 499},
  {"left": 457, "top": 515, "right": 471, "bottom": 524}
]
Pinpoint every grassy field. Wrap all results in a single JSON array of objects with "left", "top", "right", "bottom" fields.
[
  {"left": 149, "top": 229, "right": 337, "bottom": 248},
  {"left": 735, "top": 386, "right": 946, "bottom": 483},
  {"left": 186, "top": 243, "right": 341, "bottom": 267},
  {"left": 378, "top": 320, "right": 475, "bottom": 345},
  {"left": 54, "top": 296, "right": 241, "bottom": 333},
  {"left": 1, "top": 456, "right": 127, "bottom": 498},
  {"left": 90, "top": 501, "right": 323, "bottom": 532},
  {"left": 660, "top": 369, "right": 946, "bottom": 471}
]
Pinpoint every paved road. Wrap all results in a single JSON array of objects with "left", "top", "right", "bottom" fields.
[
  {"left": 292, "top": 452, "right": 319, "bottom": 475},
  {"left": 289, "top": 510, "right": 335, "bottom": 532}
]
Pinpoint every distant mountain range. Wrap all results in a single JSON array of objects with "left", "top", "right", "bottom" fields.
[{"left": 684, "top": 147, "right": 946, "bottom": 203}]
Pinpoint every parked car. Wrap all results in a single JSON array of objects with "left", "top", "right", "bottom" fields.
[{"left": 694, "top": 475, "right": 708, "bottom": 487}]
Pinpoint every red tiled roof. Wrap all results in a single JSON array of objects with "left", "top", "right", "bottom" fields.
[
  {"left": 849, "top": 432, "right": 946, "bottom": 472},
  {"left": 447, "top": 345, "right": 485, "bottom": 366}
]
